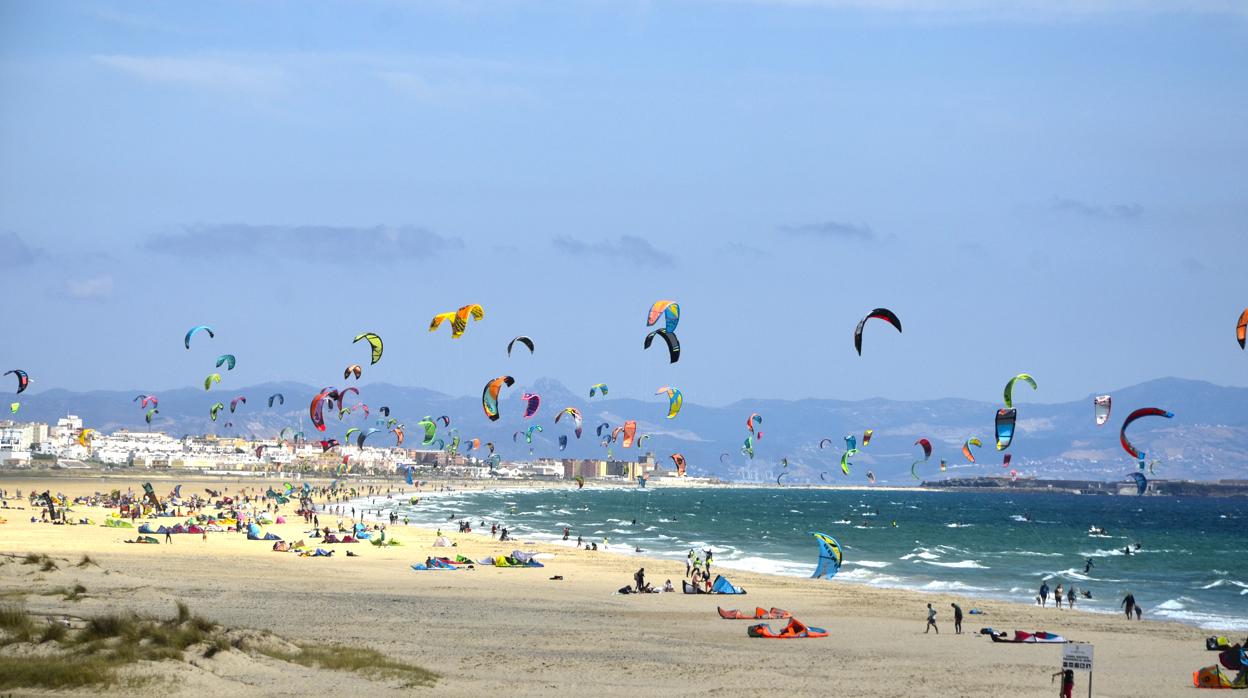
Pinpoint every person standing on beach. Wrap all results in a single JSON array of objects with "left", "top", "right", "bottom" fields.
[
  {"left": 950, "top": 603, "right": 963, "bottom": 634},
  {"left": 686, "top": 550, "right": 693, "bottom": 577},
  {"left": 1121, "top": 592, "right": 1136, "bottom": 619},
  {"left": 1039, "top": 581, "right": 1050, "bottom": 607},
  {"left": 704, "top": 549, "right": 714, "bottom": 576},
  {"left": 1067, "top": 586, "right": 1076, "bottom": 609},
  {"left": 1054, "top": 584, "right": 1063, "bottom": 610},
  {"left": 634, "top": 567, "right": 645, "bottom": 593},
  {"left": 165, "top": 528, "right": 172, "bottom": 544},
  {"left": 1051, "top": 669, "right": 1075, "bottom": 698},
  {"left": 925, "top": 603, "right": 939, "bottom": 634}
]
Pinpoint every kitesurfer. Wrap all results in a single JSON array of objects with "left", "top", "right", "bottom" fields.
[
  {"left": 951, "top": 602, "right": 963, "bottom": 634},
  {"left": 1084, "top": 558, "right": 1094, "bottom": 573},
  {"left": 925, "top": 603, "right": 939, "bottom": 634}
]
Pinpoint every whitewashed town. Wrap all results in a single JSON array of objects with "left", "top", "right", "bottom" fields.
[{"left": 0, "top": 415, "right": 713, "bottom": 486}]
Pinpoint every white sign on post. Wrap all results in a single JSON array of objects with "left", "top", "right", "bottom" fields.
[{"left": 1062, "top": 643, "right": 1094, "bottom": 673}]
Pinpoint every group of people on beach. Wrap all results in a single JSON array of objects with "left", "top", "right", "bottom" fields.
[{"left": 1036, "top": 581, "right": 1082, "bottom": 609}]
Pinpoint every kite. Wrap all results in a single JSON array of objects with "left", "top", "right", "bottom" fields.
[
  {"left": 589, "top": 384, "right": 609, "bottom": 398},
  {"left": 647, "top": 300, "right": 680, "bottom": 334},
  {"left": 210, "top": 402, "right": 225, "bottom": 421},
  {"left": 1094, "top": 395, "right": 1112, "bottom": 426},
  {"left": 1120, "top": 407, "right": 1174, "bottom": 460},
  {"left": 611, "top": 421, "right": 638, "bottom": 448},
  {"left": 437, "top": 415, "right": 450, "bottom": 427},
  {"left": 940, "top": 458, "right": 948, "bottom": 472},
  {"left": 866, "top": 471, "right": 876, "bottom": 484},
  {"left": 9, "top": 403, "right": 17, "bottom": 414},
  {"left": 379, "top": 406, "right": 390, "bottom": 417},
  {"left": 5, "top": 370, "right": 29, "bottom": 394},
  {"left": 575, "top": 475, "right": 585, "bottom": 489},
  {"left": 1238, "top": 308, "right": 1248, "bottom": 349},
  {"left": 482, "top": 376, "right": 514, "bottom": 421},
  {"left": 746, "top": 413, "right": 763, "bottom": 437},
  {"left": 853, "top": 308, "right": 902, "bottom": 355},
  {"left": 862, "top": 429, "right": 874, "bottom": 446},
  {"left": 1128, "top": 471, "right": 1148, "bottom": 496},
  {"left": 818, "top": 438, "right": 833, "bottom": 449},
  {"left": 134, "top": 394, "right": 157, "bottom": 408},
  {"left": 319, "top": 439, "right": 340, "bottom": 452},
  {"left": 214, "top": 355, "right": 237, "bottom": 372},
  {"left": 1003, "top": 373, "right": 1037, "bottom": 409},
  {"left": 720, "top": 453, "right": 731, "bottom": 466},
  {"left": 344, "top": 364, "right": 362, "bottom": 380},
  {"left": 555, "top": 407, "right": 583, "bottom": 438},
  {"left": 655, "top": 386, "right": 683, "bottom": 419},
  {"left": 268, "top": 393, "right": 284, "bottom": 408},
  {"left": 309, "top": 389, "right": 335, "bottom": 432},
  {"left": 742, "top": 436, "right": 755, "bottom": 459},
  {"left": 230, "top": 396, "right": 247, "bottom": 413},
  {"left": 507, "top": 336, "right": 535, "bottom": 356},
  {"left": 671, "top": 453, "right": 687, "bottom": 476},
  {"left": 184, "top": 325, "right": 214, "bottom": 349},
  {"left": 353, "top": 332, "right": 383, "bottom": 364},
  {"left": 431, "top": 304, "right": 484, "bottom": 338},
  {"left": 417, "top": 417, "right": 437, "bottom": 445},
  {"left": 910, "top": 460, "right": 923, "bottom": 481},
  {"left": 345, "top": 427, "right": 361, "bottom": 443},
  {"left": 558, "top": 435, "right": 568, "bottom": 451},
  {"left": 356, "top": 428, "right": 380, "bottom": 448},
  {"left": 637, "top": 434, "right": 651, "bottom": 449},
  {"left": 961, "top": 437, "right": 982, "bottom": 463},
  {"left": 840, "top": 443, "right": 858, "bottom": 476},
  {"left": 844, "top": 434, "right": 857, "bottom": 452},
  {"left": 644, "top": 329, "right": 681, "bottom": 364},
  {"left": 521, "top": 392, "right": 541, "bottom": 419},
  {"left": 393, "top": 426, "right": 405, "bottom": 447},
  {"left": 522, "top": 424, "right": 543, "bottom": 444},
  {"left": 914, "top": 438, "right": 932, "bottom": 460},
  {"left": 776, "top": 472, "right": 787, "bottom": 486},
  {"left": 78, "top": 428, "right": 95, "bottom": 447},
  {"left": 1002, "top": 453, "right": 1012, "bottom": 469},
  {"left": 204, "top": 373, "right": 221, "bottom": 391},
  {"left": 810, "top": 532, "right": 843, "bottom": 580},
  {"left": 995, "top": 408, "right": 1017, "bottom": 450}
]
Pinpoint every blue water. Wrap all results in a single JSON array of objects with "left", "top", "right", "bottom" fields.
[{"left": 365, "top": 487, "right": 1248, "bottom": 631}]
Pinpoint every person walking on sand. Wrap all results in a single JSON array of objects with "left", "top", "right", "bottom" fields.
[
  {"left": 925, "top": 603, "right": 939, "bottom": 634},
  {"left": 1121, "top": 592, "right": 1136, "bottom": 620},
  {"left": 1054, "top": 584, "right": 1064, "bottom": 609},
  {"left": 1039, "top": 581, "right": 1050, "bottom": 607},
  {"left": 165, "top": 528, "right": 172, "bottom": 544},
  {"left": 951, "top": 603, "right": 963, "bottom": 634},
  {"left": 1067, "top": 586, "right": 1076, "bottom": 609}
]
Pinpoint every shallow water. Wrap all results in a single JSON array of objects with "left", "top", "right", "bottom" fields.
[{"left": 365, "top": 486, "right": 1248, "bottom": 631}]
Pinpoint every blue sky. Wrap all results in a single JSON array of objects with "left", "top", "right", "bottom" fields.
[{"left": 1, "top": 0, "right": 1245, "bottom": 406}]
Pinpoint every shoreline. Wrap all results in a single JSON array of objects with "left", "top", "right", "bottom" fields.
[{"left": 0, "top": 474, "right": 1232, "bottom": 696}]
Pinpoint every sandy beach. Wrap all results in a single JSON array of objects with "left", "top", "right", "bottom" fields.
[{"left": 0, "top": 474, "right": 1222, "bottom": 696}]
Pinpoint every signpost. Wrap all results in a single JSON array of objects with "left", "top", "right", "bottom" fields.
[{"left": 1061, "top": 643, "right": 1095, "bottom": 697}]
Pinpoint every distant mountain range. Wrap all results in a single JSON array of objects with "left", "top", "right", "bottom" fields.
[{"left": 10, "top": 377, "right": 1247, "bottom": 484}]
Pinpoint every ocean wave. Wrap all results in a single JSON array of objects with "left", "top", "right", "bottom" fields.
[
  {"left": 919, "top": 580, "right": 991, "bottom": 592},
  {"left": 900, "top": 551, "right": 940, "bottom": 561},
  {"left": 845, "top": 560, "right": 891, "bottom": 569},
  {"left": 919, "top": 559, "right": 988, "bottom": 569}
]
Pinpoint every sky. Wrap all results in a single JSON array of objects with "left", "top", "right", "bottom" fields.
[{"left": 1, "top": 0, "right": 1245, "bottom": 407}]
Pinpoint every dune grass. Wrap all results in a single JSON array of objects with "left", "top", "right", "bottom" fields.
[
  {"left": 256, "top": 642, "right": 438, "bottom": 688},
  {"left": 0, "top": 601, "right": 437, "bottom": 690}
]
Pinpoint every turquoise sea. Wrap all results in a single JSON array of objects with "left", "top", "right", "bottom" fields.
[{"left": 367, "top": 487, "right": 1248, "bottom": 631}]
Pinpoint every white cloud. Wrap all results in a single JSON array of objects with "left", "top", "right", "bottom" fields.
[
  {"left": 93, "top": 55, "right": 286, "bottom": 94},
  {"left": 61, "top": 276, "right": 114, "bottom": 301}
]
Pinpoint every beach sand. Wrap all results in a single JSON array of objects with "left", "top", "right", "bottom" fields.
[{"left": 0, "top": 475, "right": 1218, "bottom": 696}]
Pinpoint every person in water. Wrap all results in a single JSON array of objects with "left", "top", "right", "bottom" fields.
[
  {"left": 951, "top": 602, "right": 963, "bottom": 634},
  {"left": 1081, "top": 590, "right": 1093, "bottom": 599},
  {"left": 1121, "top": 592, "right": 1136, "bottom": 620},
  {"left": 1123, "top": 546, "right": 1132, "bottom": 556},
  {"left": 925, "top": 603, "right": 939, "bottom": 634},
  {"left": 1084, "top": 558, "right": 1094, "bottom": 573}
]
